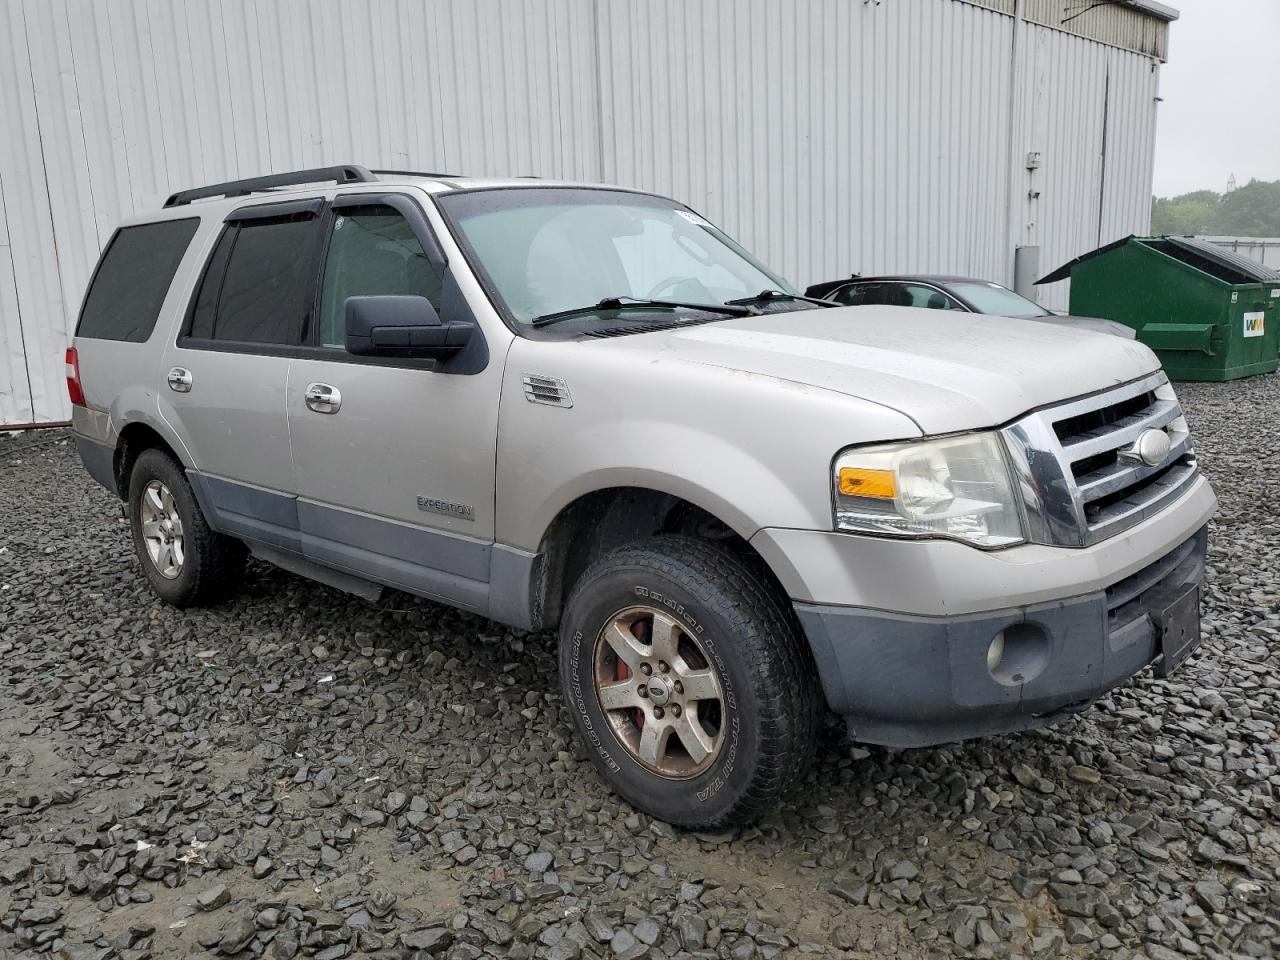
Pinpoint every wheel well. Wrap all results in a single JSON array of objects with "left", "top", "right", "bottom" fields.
[
  {"left": 113, "top": 423, "right": 180, "bottom": 500},
  {"left": 535, "top": 487, "right": 791, "bottom": 630}
]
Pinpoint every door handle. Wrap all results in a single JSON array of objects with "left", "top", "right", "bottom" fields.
[
  {"left": 305, "top": 382, "right": 342, "bottom": 414},
  {"left": 167, "top": 367, "right": 193, "bottom": 392}
]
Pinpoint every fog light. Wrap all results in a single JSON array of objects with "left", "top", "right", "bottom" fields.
[
  {"left": 987, "top": 623, "right": 1050, "bottom": 686},
  {"left": 986, "top": 632, "right": 1005, "bottom": 673}
]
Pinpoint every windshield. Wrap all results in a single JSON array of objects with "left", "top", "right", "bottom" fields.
[
  {"left": 436, "top": 188, "right": 796, "bottom": 329},
  {"left": 948, "top": 280, "right": 1052, "bottom": 318}
]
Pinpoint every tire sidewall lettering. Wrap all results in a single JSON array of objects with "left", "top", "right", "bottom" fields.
[{"left": 569, "top": 629, "right": 620, "bottom": 773}]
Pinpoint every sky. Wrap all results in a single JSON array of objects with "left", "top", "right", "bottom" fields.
[{"left": 1152, "top": 0, "right": 1280, "bottom": 198}]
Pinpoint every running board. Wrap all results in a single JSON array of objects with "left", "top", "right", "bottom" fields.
[{"left": 249, "top": 543, "right": 384, "bottom": 602}]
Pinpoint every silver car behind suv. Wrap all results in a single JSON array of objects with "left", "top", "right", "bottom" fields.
[{"left": 69, "top": 165, "right": 1216, "bottom": 827}]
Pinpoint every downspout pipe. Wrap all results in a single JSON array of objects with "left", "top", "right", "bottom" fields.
[{"left": 1004, "top": 0, "right": 1024, "bottom": 286}]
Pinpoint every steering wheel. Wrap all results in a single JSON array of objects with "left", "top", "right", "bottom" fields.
[{"left": 645, "top": 276, "right": 689, "bottom": 299}]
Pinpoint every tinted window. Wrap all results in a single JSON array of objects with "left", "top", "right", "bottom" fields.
[
  {"left": 832, "top": 282, "right": 911, "bottom": 307},
  {"left": 188, "top": 227, "right": 236, "bottom": 341},
  {"left": 317, "top": 205, "right": 444, "bottom": 348},
  {"left": 77, "top": 219, "right": 199, "bottom": 341},
  {"left": 898, "top": 283, "right": 964, "bottom": 310},
  {"left": 189, "top": 215, "right": 318, "bottom": 344},
  {"left": 831, "top": 281, "right": 963, "bottom": 310}
]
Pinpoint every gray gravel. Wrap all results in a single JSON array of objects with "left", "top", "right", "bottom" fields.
[{"left": 1, "top": 373, "right": 1278, "bottom": 960}]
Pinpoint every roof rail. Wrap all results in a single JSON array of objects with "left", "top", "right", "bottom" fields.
[
  {"left": 369, "top": 168, "right": 467, "bottom": 179},
  {"left": 163, "top": 164, "right": 378, "bottom": 208}
]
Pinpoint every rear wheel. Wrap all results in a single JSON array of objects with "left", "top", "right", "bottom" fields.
[
  {"left": 127, "top": 449, "right": 245, "bottom": 607},
  {"left": 559, "top": 535, "right": 819, "bottom": 827}
]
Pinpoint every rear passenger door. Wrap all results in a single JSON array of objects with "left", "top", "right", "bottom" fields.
[
  {"left": 286, "top": 193, "right": 503, "bottom": 612},
  {"left": 160, "top": 199, "right": 324, "bottom": 552}
]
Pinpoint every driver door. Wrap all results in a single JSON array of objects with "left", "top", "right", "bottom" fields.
[{"left": 285, "top": 193, "right": 505, "bottom": 612}]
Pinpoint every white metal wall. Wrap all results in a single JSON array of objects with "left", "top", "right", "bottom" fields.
[
  {"left": 0, "top": 0, "right": 1163, "bottom": 426},
  {"left": 1203, "top": 237, "right": 1280, "bottom": 272}
]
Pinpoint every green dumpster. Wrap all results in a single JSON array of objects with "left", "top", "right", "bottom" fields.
[{"left": 1038, "top": 235, "right": 1280, "bottom": 381}]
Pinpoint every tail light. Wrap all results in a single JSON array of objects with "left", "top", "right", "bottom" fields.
[{"left": 65, "top": 347, "right": 85, "bottom": 406}]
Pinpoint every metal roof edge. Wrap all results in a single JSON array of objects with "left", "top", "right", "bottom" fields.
[{"left": 1123, "top": 0, "right": 1179, "bottom": 23}]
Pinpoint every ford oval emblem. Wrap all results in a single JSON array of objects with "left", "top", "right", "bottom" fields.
[{"left": 1128, "top": 428, "right": 1171, "bottom": 467}]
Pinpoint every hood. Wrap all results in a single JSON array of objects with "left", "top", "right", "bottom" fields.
[
  {"left": 606, "top": 305, "right": 1160, "bottom": 434},
  {"left": 1034, "top": 313, "right": 1136, "bottom": 340}
]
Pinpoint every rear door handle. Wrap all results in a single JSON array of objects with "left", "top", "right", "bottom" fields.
[
  {"left": 167, "top": 367, "right": 192, "bottom": 392},
  {"left": 304, "top": 382, "right": 342, "bottom": 414}
]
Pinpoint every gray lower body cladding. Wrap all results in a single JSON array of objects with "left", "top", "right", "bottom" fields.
[
  {"left": 796, "top": 526, "right": 1208, "bottom": 748},
  {"left": 75, "top": 435, "right": 117, "bottom": 495},
  {"left": 181, "top": 469, "right": 541, "bottom": 630},
  {"left": 72, "top": 433, "right": 542, "bottom": 631}
]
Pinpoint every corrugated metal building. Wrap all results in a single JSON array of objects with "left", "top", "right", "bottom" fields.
[
  {"left": 1203, "top": 237, "right": 1280, "bottom": 272},
  {"left": 0, "top": 0, "right": 1177, "bottom": 426}
]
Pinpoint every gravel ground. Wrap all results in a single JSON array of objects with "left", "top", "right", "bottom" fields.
[{"left": 1, "top": 374, "right": 1278, "bottom": 960}]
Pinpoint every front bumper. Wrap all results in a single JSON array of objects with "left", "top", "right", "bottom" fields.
[{"left": 794, "top": 526, "right": 1208, "bottom": 748}]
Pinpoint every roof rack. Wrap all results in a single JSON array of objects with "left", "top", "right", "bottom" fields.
[{"left": 163, "top": 164, "right": 378, "bottom": 208}]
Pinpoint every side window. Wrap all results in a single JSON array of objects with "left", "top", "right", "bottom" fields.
[
  {"left": 900, "top": 284, "right": 965, "bottom": 310},
  {"left": 77, "top": 219, "right": 199, "bottom": 342},
  {"left": 831, "top": 282, "right": 885, "bottom": 306},
  {"left": 316, "top": 204, "right": 444, "bottom": 349},
  {"left": 188, "top": 226, "right": 236, "bottom": 340},
  {"left": 187, "top": 214, "right": 318, "bottom": 345}
]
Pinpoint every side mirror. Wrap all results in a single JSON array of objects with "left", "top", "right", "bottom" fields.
[{"left": 344, "top": 295, "right": 473, "bottom": 359}]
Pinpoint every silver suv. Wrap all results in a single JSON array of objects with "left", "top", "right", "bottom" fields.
[{"left": 70, "top": 165, "right": 1216, "bottom": 827}]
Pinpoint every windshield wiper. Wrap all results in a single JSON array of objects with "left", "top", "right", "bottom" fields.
[
  {"left": 725, "top": 289, "right": 837, "bottom": 308},
  {"left": 531, "top": 296, "right": 754, "bottom": 329}
]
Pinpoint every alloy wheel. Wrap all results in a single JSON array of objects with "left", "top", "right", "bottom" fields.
[
  {"left": 592, "top": 605, "right": 726, "bottom": 778},
  {"left": 139, "top": 479, "right": 185, "bottom": 579}
]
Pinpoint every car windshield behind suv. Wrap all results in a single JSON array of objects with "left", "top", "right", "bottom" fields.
[
  {"left": 945, "top": 280, "right": 1053, "bottom": 318},
  {"left": 437, "top": 188, "right": 797, "bottom": 329}
]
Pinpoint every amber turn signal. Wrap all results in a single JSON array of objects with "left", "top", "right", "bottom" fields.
[{"left": 837, "top": 467, "right": 896, "bottom": 499}]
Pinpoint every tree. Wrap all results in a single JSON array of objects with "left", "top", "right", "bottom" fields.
[
  {"left": 1217, "top": 180, "right": 1280, "bottom": 236},
  {"left": 1151, "top": 180, "right": 1280, "bottom": 237},
  {"left": 1151, "top": 191, "right": 1221, "bottom": 235}
]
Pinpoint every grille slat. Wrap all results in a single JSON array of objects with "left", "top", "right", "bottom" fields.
[
  {"left": 1074, "top": 433, "right": 1193, "bottom": 501},
  {"left": 1085, "top": 459, "right": 1198, "bottom": 534},
  {"left": 1058, "top": 396, "right": 1182, "bottom": 462}
]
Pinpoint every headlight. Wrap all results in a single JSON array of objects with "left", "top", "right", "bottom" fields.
[{"left": 832, "top": 433, "right": 1024, "bottom": 547}]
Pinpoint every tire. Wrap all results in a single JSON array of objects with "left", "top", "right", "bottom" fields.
[
  {"left": 127, "top": 448, "right": 246, "bottom": 607},
  {"left": 559, "top": 534, "right": 820, "bottom": 827}
]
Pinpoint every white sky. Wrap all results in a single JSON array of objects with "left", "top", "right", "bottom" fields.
[{"left": 1152, "top": 0, "right": 1280, "bottom": 197}]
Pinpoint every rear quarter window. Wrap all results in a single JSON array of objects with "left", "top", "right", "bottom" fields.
[{"left": 76, "top": 218, "right": 200, "bottom": 342}]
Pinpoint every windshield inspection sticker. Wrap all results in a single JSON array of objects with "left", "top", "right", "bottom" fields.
[
  {"left": 1243, "top": 312, "right": 1265, "bottom": 338},
  {"left": 675, "top": 210, "right": 711, "bottom": 227}
]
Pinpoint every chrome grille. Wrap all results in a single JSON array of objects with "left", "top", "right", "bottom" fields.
[{"left": 1002, "top": 372, "right": 1199, "bottom": 547}]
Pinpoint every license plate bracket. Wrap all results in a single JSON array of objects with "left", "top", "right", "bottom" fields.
[{"left": 1152, "top": 585, "right": 1201, "bottom": 679}]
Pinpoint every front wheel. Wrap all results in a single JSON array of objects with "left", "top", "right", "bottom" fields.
[{"left": 559, "top": 535, "right": 819, "bottom": 827}]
